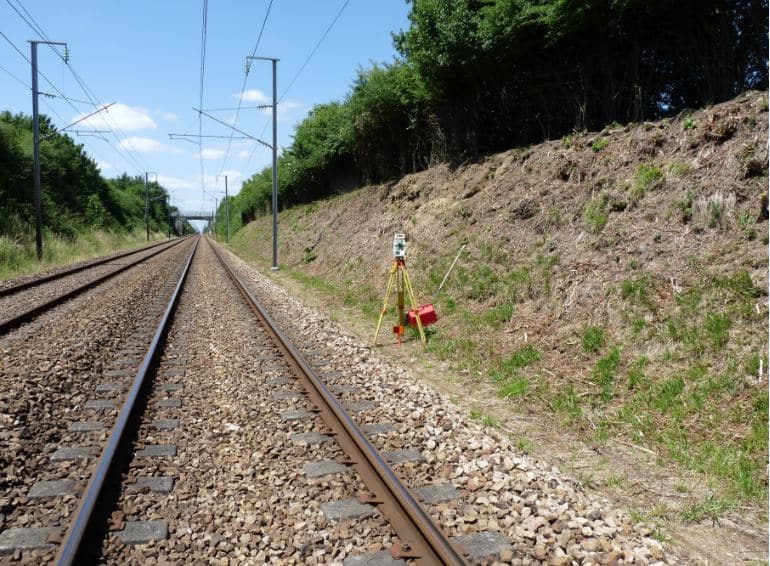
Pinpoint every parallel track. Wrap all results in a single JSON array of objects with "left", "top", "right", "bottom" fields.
[
  {"left": 0, "top": 238, "right": 180, "bottom": 299},
  {"left": 55, "top": 238, "right": 199, "bottom": 565},
  {"left": 0, "top": 237, "right": 189, "bottom": 336}
]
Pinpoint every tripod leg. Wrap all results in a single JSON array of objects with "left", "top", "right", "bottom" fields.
[
  {"left": 402, "top": 267, "right": 427, "bottom": 346},
  {"left": 373, "top": 266, "right": 397, "bottom": 345}
]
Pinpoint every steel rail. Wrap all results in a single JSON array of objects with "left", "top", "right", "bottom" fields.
[
  {"left": 0, "top": 237, "right": 189, "bottom": 336},
  {"left": 206, "top": 238, "right": 467, "bottom": 565},
  {"left": 0, "top": 237, "right": 185, "bottom": 299},
  {"left": 55, "top": 237, "right": 199, "bottom": 566}
]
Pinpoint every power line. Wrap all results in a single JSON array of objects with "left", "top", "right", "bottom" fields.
[
  {"left": 0, "top": 62, "right": 29, "bottom": 88},
  {"left": 4, "top": 0, "right": 151, "bottom": 174},
  {"left": 280, "top": 0, "right": 350, "bottom": 103},
  {"left": 244, "top": 0, "right": 350, "bottom": 171},
  {"left": 217, "top": 0, "right": 274, "bottom": 176},
  {"left": 197, "top": 0, "right": 210, "bottom": 199}
]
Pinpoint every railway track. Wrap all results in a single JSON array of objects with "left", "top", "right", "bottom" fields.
[
  {"left": 0, "top": 237, "right": 190, "bottom": 335},
  {"left": 0, "top": 236, "right": 673, "bottom": 564}
]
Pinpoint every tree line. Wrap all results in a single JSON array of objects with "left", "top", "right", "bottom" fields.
[
  {"left": 0, "top": 111, "right": 183, "bottom": 241},
  {"left": 223, "top": 0, "right": 767, "bottom": 234}
]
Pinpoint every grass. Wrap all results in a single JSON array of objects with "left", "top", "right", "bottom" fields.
[
  {"left": 631, "top": 163, "right": 665, "bottom": 200},
  {"left": 593, "top": 346, "right": 621, "bottom": 401},
  {"left": 680, "top": 496, "right": 734, "bottom": 523},
  {"left": 470, "top": 409, "right": 499, "bottom": 427},
  {"left": 0, "top": 228, "right": 168, "bottom": 281},
  {"left": 581, "top": 325, "right": 606, "bottom": 353},
  {"left": 583, "top": 193, "right": 609, "bottom": 233},
  {"left": 591, "top": 137, "right": 609, "bottom": 152},
  {"left": 497, "top": 376, "right": 531, "bottom": 399}
]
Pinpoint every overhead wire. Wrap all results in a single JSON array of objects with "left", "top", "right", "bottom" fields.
[
  {"left": 197, "top": 0, "right": 210, "bottom": 200},
  {"left": 3, "top": 0, "right": 151, "bottom": 174},
  {"left": 217, "top": 0, "right": 274, "bottom": 177},
  {"left": 244, "top": 0, "right": 351, "bottom": 170}
]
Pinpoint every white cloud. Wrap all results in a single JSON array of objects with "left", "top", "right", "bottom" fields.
[
  {"left": 197, "top": 148, "right": 226, "bottom": 160},
  {"left": 120, "top": 136, "right": 181, "bottom": 153},
  {"left": 239, "top": 89, "right": 269, "bottom": 104},
  {"left": 75, "top": 103, "right": 156, "bottom": 131},
  {"left": 258, "top": 99, "right": 304, "bottom": 123},
  {"left": 237, "top": 150, "right": 253, "bottom": 159},
  {"left": 96, "top": 160, "right": 113, "bottom": 171},
  {"left": 158, "top": 175, "right": 198, "bottom": 191},
  {"left": 159, "top": 112, "right": 178, "bottom": 122}
]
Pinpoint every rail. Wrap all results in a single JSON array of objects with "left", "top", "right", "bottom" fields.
[{"left": 207, "top": 238, "right": 467, "bottom": 565}]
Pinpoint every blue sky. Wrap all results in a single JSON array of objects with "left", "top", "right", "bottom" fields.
[{"left": 1, "top": 1, "right": 410, "bottom": 216}]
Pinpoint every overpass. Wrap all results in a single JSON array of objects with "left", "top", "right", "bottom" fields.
[{"left": 178, "top": 210, "right": 215, "bottom": 221}]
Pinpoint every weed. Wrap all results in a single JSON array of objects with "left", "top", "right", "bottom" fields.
[
  {"left": 655, "top": 375, "right": 685, "bottom": 412},
  {"left": 550, "top": 384, "right": 582, "bottom": 420},
  {"left": 490, "top": 344, "right": 542, "bottom": 382},
  {"left": 674, "top": 189, "right": 695, "bottom": 223},
  {"left": 584, "top": 193, "right": 609, "bottom": 234},
  {"left": 704, "top": 312, "right": 731, "bottom": 350},
  {"left": 467, "top": 265, "right": 500, "bottom": 300},
  {"left": 680, "top": 496, "right": 734, "bottom": 523},
  {"left": 693, "top": 192, "right": 736, "bottom": 229},
  {"left": 581, "top": 325, "right": 606, "bottom": 353},
  {"left": 760, "top": 96, "right": 769, "bottom": 112},
  {"left": 683, "top": 115, "right": 696, "bottom": 130},
  {"left": 480, "top": 302, "right": 514, "bottom": 329},
  {"left": 546, "top": 206, "right": 562, "bottom": 227},
  {"left": 302, "top": 246, "right": 317, "bottom": 263},
  {"left": 620, "top": 273, "right": 656, "bottom": 311},
  {"left": 631, "top": 163, "right": 664, "bottom": 200},
  {"left": 594, "top": 347, "right": 621, "bottom": 401},
  {"left": 498, "top": 376, "right": 531, "bottom": 399},
  {"left": 515, "top": 437, "right": 535, "bottom": 454},
  {"left": 591, "top": 137, "right": 609, "bottom": 152},
  {"left": 605, "top": 473, "right": 625, "bottom": 487},
  {"left": 470, "top": 409, "right": 500, "bottom": 427},
  {"left": 561, "top": 134, "right": 574, "bottom": 149},
  {"left": 628, "top": 259, "right": 639, "bottom": 270},
  {"left": 667, "top": 160, "right": 692, "bottom": 176}
]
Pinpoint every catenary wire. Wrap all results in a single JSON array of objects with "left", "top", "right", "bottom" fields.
[{"left": 216, "top": 0, "right": 274, "bottom": 177}]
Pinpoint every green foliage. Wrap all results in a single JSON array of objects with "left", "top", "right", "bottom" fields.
[
  {"left": 489, "top": 343, "right": 542, "bottom": 383},
  {"left": 631, "top": 163, "right": 664, "bottom": 200},
  {"left": 222, "top": 1, "right": 767, "bottom": 231},
  {"left": 593, "top": 347, "right": 621, "bottom": 401},
  {"left": 583, "top": 193, "right": 609, "bottom": 233},
  {"left": 497, "top": 376, "right": 531, "bottom": 399},
  {"left": 591, "top": 137, "right": 609, "bottom": 152},
  {"left": 0, "top": 112, "right": 179, "bottom": 246},
  {"left": 581, "top": 325, "right": 606, "bottom": 353}
]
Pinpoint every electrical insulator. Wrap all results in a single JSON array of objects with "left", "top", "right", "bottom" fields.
[
  {"left": 63, "top": 45, "right": 70, "bottom": 63},
  {"left": 244, "top": 60, "right": 251, "bottom": 75}
]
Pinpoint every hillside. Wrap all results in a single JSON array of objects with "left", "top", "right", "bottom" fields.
[{"left": 228, "top": 91, "right": 768, "bottom": 563}]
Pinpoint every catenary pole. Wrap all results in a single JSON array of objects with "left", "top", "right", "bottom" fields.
[{"left": 30, "top": 39, "right": 68, "bottom": 260}]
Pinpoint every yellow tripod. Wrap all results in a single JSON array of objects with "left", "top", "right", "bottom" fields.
[{"left": 373, "top": 258, "right": 427, "bottom": 346}]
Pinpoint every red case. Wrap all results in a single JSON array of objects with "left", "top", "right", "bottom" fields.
[{"left": 407, "top": 304, "right": 437, "bottom": 327}]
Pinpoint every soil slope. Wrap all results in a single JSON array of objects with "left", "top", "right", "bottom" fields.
[{"left": 229, "top": 91, "right": 769, "bottom": 564}]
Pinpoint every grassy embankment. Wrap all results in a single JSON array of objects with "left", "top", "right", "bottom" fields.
[
  {"left": 0, "top": 228, "right": 170, "bottom": 281},
  {"left": 222, "top": 93, "right": 768, "bottom": 528}
]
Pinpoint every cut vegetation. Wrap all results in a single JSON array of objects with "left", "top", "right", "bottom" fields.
[{"left": 226, "top": 91, "right": 768, "bottom": 561}]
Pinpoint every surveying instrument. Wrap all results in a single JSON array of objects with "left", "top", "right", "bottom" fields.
[{"left": 373, "top": 234, "right": 428, "bottom": 346}]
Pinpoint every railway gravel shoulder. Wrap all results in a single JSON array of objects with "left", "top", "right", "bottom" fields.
[{"left": 215, "top": 240, "right": 681, "bottom": 565}]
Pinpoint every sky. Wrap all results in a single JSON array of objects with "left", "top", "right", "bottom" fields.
[{"left": 0, "top": 0, "right": 411, "bottom": 223}]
